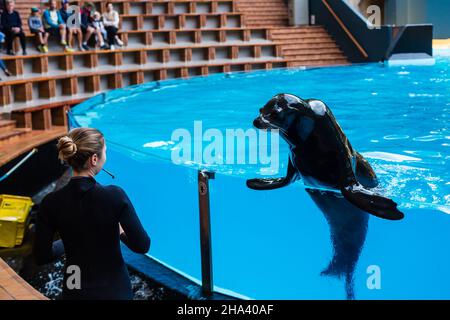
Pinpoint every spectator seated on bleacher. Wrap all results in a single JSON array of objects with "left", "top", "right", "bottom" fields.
[
  {"left": 28, "top": 7, "right": 49, "bottom": 53},
  {"left": 43, "top": 0, "right": 73, "bottom": 52},
  {"left": 80, "top": 3, "right": 108, "bottom": 51},
  {"left": 102, "top": 2, "right": 123, "bottom": 50},
  {"left": 92, "top": 11, "right": 107, "bottom": 48},
  {"left": 60, "top": 0, "right": 84, "bottom": 52},
  {"left": 1, "top": 0, "right": 26, "bottom": 56}
]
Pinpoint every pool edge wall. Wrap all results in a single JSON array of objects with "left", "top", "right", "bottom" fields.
[{"left": 121, "top": 244, "right": 239, "bottom": 300}]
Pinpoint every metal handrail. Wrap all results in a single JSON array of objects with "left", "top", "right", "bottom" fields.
[
  {"left": 198, "top": 170, "right": 215, "bottom": 296},
  {"left": 0, "top": 148, "right": 38, "bottom": 182},
  {"left": 322, "top": 0, "right": 369, "bottom": 59}
]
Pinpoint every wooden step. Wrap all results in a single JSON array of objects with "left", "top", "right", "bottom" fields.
[
  {"left": 246, "top": 20, "right": 289, "bottom": 25},
  {"left": 271, "top": 31, "right": 330, "bottom": 38},
  {"left": 0, "top": 127, "right": 67, "bottom": 167},
  {"left": 274, "top": 38, "right": 338, "bottom": 45},
  {"left": 280, "top": 42, "right": 341, "bottom": 50},
  {"left": 0, "top": 128, "right": 31, "bottom": 144},
  {"left": 238, "top": 4, "right": 287, "bottom": 8},
  {"left": 0, "top": 258, "right": 48, "bottom": 300},
  {"left": 283, "top": 48, "right": 343, "bottom": 56},
  {"left": 288, "top": 59, "right": 349, "bottom": 67},
  {"left": 238, "top": 0, "right": 289, "bottom": 27},
  {"left": 238, "top": 1, "right": 286, "bottom": 5},
  {"left": 271, "top": 33, "right": 333, "bottom": 41},
  {"left": 239, "top": 6, "right": 287, "bottom": 11},
  {"left": 246, "top": 17, "right": 288, "bottom": 22},
  {"left": 284, "top": 53, "right": 347, "bottom": 60},
  {"left": 244, "top": 11, "right": 288, "bottom": 16},
  {"left": 0, "top": 120, "right": 17, "bottom": 134},
  {"left": 270, "top": 28, "right": 328, "bottom": 35},
  {"left": 246, "top": 18, "right": 289, "bottom": 22}
]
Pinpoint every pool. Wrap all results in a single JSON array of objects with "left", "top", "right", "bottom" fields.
[{"left": 72, "top": 56, "right": 450, "bottom": 299}]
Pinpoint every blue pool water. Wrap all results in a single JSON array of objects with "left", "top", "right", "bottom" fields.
[{"left": 73, "top": 57, "right": 450, "bottom": 299}]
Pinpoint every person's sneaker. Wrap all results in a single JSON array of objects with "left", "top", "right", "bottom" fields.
[
  {"left": 100, "top": 44, "right": 109, "bottom": 50},
  {"left": 22, "top": 50, "right": 27, "bottom": 56},
  {"left": 110, "top": 45, "right": 115, "bottom": 50},
  {"left": 60, "top": 40, "right": 67, "bottom": 46},
  {"left": 4, "top": 69, "right": 11, "bottom": 77},
  {"left": 43, "top": 45, "right": 49, "bottom": 53},
  {"left": 38, "top": 45, "right": 45, "bottom": 53},
  {"left": 64, "top": 46, "right": 74, "bottom": 53},
  {"left": 82, "top": 43, "right": 89, "bottom": 51},
  {"left": 7, "top": 50, "right": 15, "bottom": 56},
  {"left": 115, "top": 37, "right": 123, "bottom": 47}
]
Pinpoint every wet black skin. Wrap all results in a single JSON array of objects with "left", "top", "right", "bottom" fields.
[
  {"left": 247, "top": 93, "right": 404, "bottom": 221},
  {"left": 247, "top": 94, "right": 404, "bottom": 299}
]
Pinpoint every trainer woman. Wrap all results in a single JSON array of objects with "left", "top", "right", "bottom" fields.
[{"left": 33, "top": 128, "right": 150, "bottom": 300}]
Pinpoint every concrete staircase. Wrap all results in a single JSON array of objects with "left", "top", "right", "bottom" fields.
[{"left": 238, "top": 0, "right": 349, "bottom": 67}]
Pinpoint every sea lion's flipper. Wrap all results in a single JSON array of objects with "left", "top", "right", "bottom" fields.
[
  {"left": 247, "top": 160, "right": 298, "bottom": 190},
  {"left": 355, "top": 152, "right": 378, "bottom": 188},
  {"left": 340, "top": 184, "right": 404, "bottom": 220},
  {"left": 246, "top": 177, "right": 289, "bottom": 190}
]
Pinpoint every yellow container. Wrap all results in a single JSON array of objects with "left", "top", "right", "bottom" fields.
[{"left": 0, "top": 195, "right": 34, "bottom": 248}]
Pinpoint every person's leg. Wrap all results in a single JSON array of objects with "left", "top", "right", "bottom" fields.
[
  {"left": 5, "top": 30, "right": 14, "bottom": 54},
  {"left": 44, "top": 29, "right": 54, "bottom": 52},
  {"left": 106, "top": 26, "right": 115, "bottom": 46},
  {"left": 95, "top": 28, "right": 105, "bottom": 46},
  {"left": 43, "top": 32, "right": 49, "bottom": 45},
  {"left": 18, "top": 31, "right": 26, "bottom": 54},
  {"left": 115, "top": 32, "right": 123, "bottom": 47},
  {"left": 75, "top": 29, "right": 83, "bottom": 50},
  {"left": 37, "top": 32, "right": 44, "bottom": 45},
  {"left": 83, "top": 26, "right": 94, "bottom": 44},
  {"left": 67, "top": 28, "right": 73, "bottom": 47},
  {"left": 41, "top": 32, "right": 49, "bottom": 52},
  {"left": 59, "top": 24, "right": 67, "bottom": 45},
  {"left": 35, "top": 32, "right": 44, "bottom": 52}
]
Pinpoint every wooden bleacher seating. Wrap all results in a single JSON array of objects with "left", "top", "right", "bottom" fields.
[{"left": 0, "top": 0, "right": 348, "bottom": 166}]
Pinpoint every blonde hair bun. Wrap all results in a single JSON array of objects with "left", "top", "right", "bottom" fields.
[
  {"left": 56, "top": 128, "right": 105, "bottom": 171},
  {"left": 57, "top": 136, "right": 78, "bottom": 161}
]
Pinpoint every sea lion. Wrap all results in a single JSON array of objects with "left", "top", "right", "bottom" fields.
[
  {"left": 246, "top": 93, "right": 404, "bottom": 299},
  {"left": 247, "top": 93, "right": 404, "bottom": 221}
]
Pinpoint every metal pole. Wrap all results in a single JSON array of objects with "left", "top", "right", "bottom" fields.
[
  {"left": 198, "top": 170, "right": 215, "bottom": 296},
  {"left": 0, "top": 148, "right": 38, "bottom": 182}
]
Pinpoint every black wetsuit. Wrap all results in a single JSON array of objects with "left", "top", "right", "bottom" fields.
[{"left": 33, "top": 176, "right": 150, "bottom": 300}]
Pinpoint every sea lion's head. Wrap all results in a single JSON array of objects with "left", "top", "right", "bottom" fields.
[{"left": 253, "top": 94, "right": 328, "bottom": 139}]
